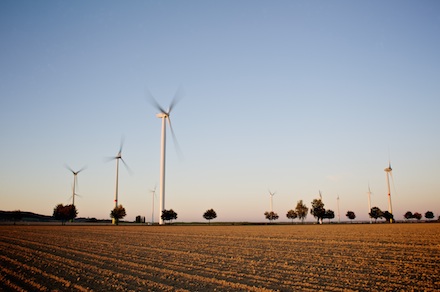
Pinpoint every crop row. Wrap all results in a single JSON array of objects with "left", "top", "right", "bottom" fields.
[{"left": 0, "top": 224, "right": 439, "bottom": 291}]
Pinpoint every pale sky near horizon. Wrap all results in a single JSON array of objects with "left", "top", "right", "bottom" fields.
[{"left": 1, "top": 0, "right": 439, "bottom": 222}]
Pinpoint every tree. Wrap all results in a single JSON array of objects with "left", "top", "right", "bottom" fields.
[
  {"left": 383, "top": 211, "right": 394, "bottom": 223},
  {"left": 413, "top": 212, "right": 422, "bottom": 221},
  {"left": 323, "top": 209, "right": 335, "bottom": 223},
  {"left": 161, "top": 209, "right": 178, "bottom": 224},
  {"left": 425, "top": 211, "right": 435, "bottom": 221},
  {"left": 110, "top": 205, "right": 126, "bottom": 225},
  {"left": 310, "top": 199, "right": 325, "bottom": 224},
  {"left": 369, "top": 207, "right": 383, "bottom": 223},
  {"left": 203, "top": 209, "right": 217, "bottom": 224},
  {"left": 295, "top": 200, "right": 308, "bottom": 223},
  {"left": 286, "top": 210, "right": 298, "bottom": 224},
  {"left": 404, "top": 211, "right": 413, "bottom": 221},
  {"left": 53, "top": 204, "right": 78, "bottom": 225},
  {"left": 264, "top": 211, "right": 279, "bottom": 223},
  {"left": 346, "top": 211, "right": 356, "bottom": 222}
]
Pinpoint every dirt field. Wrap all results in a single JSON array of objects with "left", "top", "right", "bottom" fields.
[{"left": 1, "top": 223, "right": 439, "bottom": 291}]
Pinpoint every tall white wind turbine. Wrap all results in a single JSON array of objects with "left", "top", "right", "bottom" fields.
[
  {"left": 384, "top": 161, "right": 394, "bottom": 223},
  {"left": 65, "top": 165, "right": 86, "bottom": 207},
  {"left": 148, "top": 89, "right": 182, "bottom": 225}
]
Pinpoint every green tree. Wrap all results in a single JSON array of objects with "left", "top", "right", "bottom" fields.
[
  {"left": 383, "top": 211, "right": 394, "bottom": 223},
  {"left": 286, "top": 210, "right": 297, "bottom": 224},
  {"left": 53, "top": 204, "right": 78, "bottom": 225},
  {"left": 161, "top": 209, "right": 178, "bottom": 224},
  {"left": 295, "top": 200, "right": 308, "bottom": 223},
  {"left": 203, "top": 209, "right": 217, "bottom": 224},
  {"left": 323, "top": 209, "right": 335, "bottom": 222},
  {"left": 413, "top": 212, "right": 422, "bottom": 221},
  {"left": 425, "top": 211, "right": 434, "bottom": 221},
  {"left": 310, "top": 199, "right": 325, "bottom": 224},
  {"left": 346, "top": 211, "right": 356, "bottom": 222},
  {"left": 110, "top": 205, "right": 126, "bottom": 225},
  {"left": 369, "top": 207, "right": 383, "bottom": 223},
  {"left": 264, "top": 211, "right": 279, "bottom": 223},
  {"left": 404, "top": 211, "right": 413, "bottom": 221}
]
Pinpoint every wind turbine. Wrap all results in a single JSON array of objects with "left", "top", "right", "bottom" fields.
[
  {"left": 150, "top": 185, "right": 157, "bottom": 224},
  {"left": 384, "top": 161, "right": 394, "bottom": 223},
  {"left": 367, "top": 184, "right": 373, "bottom": 223},
  {"left": 107, "top": 139, "right": 131, "bottom": 224},
  {"left": 65, "top": 165, "right": 86, "bottom": 207},
  {"left": 337, "top": 195, "right": 340, "bottom": 223},
  {"left": 268, "top": 190, "right": 276, "bottom": 212},
  {"left": 148, "top": 88, "right": 182, "bottom": 225}
]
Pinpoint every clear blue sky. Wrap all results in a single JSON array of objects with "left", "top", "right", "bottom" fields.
[{"left": 1, "top": 0, "right": 439, "bottom": 222}]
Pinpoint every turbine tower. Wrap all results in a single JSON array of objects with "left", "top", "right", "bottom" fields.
[
  {"left": 337, "top": 195, "right": 340, "bottom": 223},
  {"left": 367, "top": 184, "right": 372, "bottom": 224},
  {"left": 65, "top": 165, "right": 86, "bottom": 207},
  {"left": 269, "top": 191, "right": 275, "bottom": 212},
  {"left": 150, "top": 186, "right": 157, "bottom": 224},
  {"left": 148, "top": 89, "right": 182, "bottom": 225},
  {"left": 108, "top": 139, "right": 130, "bottom": 224},
  {"left": 384, "top": 161, "right": 393, "bottom": 223}
]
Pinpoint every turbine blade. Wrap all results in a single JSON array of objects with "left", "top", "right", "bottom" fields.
[
  {"left": 119, "top": 135, "right": 125, "bottom": 154},
  {"left": 167, "top": 117, "right": 184, "bottom": 160},
  {"left": 390, "top": 171, "right": 397, "bottom": 195},
  {"left": 120, "top": 158, "right": 133, "bottom": 175},
  {"left": 65, "top": 164, "right": 75, "bottom": 174},
  {"left": 145, "top": 88, "right": 167, "bottom": 113},
  {"left": 75, "top": 175, "right": 80, "bottom": 194},
  {"left": 168, "top": 86, "right": 184, "bottom": 114},
  {"left": 104, "top": 156, "right": 117, "bottom": 163},
  {"left": 77, "top": 165, "right": 87, "bottom": 174}
]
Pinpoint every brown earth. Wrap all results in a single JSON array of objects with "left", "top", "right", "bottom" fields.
[{"left": 1, "top": 224, "right": 439, "bottom": 291}]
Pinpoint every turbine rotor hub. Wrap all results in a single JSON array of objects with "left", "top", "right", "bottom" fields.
[{"left": 156, "top": 113, "right": 168, "bottom": 118}]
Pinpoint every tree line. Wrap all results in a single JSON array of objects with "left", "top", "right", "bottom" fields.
[{"left": 49, "top": 201, "right": 437, "bottom": 225}]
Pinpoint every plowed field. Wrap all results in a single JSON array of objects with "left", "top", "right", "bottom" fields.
[{"left": 1, "top": 224, "right": 439, "bottom": 291}]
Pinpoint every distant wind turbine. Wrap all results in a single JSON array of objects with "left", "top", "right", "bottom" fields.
[
  {"left": 65, "top": 165, "right": 86, "bottom": 207},
  {"left": 384, "top": 161, "right": 394, "bottom": 223},
  {"left": 107, "top": 138, "right": 131, "bottom": 224},
  {"left": 268, "top": 190, "right": 276, "bottom": 212},
  {"left": 147, "top": 88, "right": 183, "bottom": 225},
  {"left": 337, "top": 195, "right": 340, "bottom": 223},
  {"left": 367, "top": 184, "right": 373, "bottom": 224},
  {"left": 150, "top": 185, "right": 157, "bottom": 224}
]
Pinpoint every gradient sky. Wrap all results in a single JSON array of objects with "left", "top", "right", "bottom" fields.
[{"left": 1, "top": 0, "right": 439, "bottom": 222}]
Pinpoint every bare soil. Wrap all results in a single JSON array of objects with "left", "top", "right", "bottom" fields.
[{"left": 1, "top": 224, "right": 439, "bottom": 291}]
